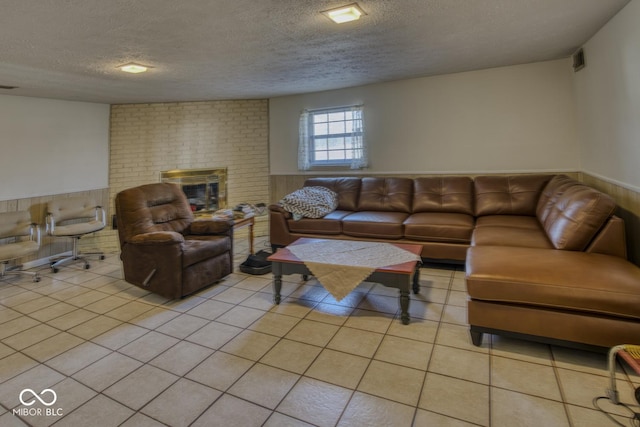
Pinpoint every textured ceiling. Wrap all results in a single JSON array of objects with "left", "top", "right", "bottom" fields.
[{"left": 0, "top": 0, "right": 630, "bottom": 104}]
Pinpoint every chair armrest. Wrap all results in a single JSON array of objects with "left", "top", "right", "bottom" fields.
[
  {"left": 190, "top": 219, "right": 233, "bottom": 234},
  {"left": 95, "top": 205, "right": 107, "bottom": 227},
  {"left": 30, "top": 223, "right": 41, "bottom": 246},
  {"left": 269, "top": 204, "right": 292, "bottom": 219},
  {"left": 129, "top": 231, "right": 185, "bottom": 246},
  {"left": 45, "top": 213, "right": 55, "bottom": 235}
]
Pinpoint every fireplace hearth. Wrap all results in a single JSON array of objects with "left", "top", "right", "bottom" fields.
[{"left": 160, "top": 168, "right": 227, "bottom": 214}]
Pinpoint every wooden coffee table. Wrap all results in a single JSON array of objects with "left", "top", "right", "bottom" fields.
[{"left": 267, "top": 238, "right": 422, "bottom": 324}]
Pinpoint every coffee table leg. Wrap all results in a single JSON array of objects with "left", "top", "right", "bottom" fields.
[
  {"left": 273, "top": 276, "right": 282, "bottom": 304},
  {"left": 400, "top": 289, "right": 410, "bottom": 325},
  {"left": 272, "top": 262, "right": 282, "bottom": 304},
  {"left": 412, "top": 262, "right": 421, "bottom": 294}
]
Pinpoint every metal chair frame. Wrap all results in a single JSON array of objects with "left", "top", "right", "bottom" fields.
[
  {"left": 0, "top": 212, "right": 41, "bottom": 283},
  {"left": 46, "top": 202, "right": 106, "bottom": 273},
  {"left": 607, "top": 344, "right": 640, "bottom": 405}
]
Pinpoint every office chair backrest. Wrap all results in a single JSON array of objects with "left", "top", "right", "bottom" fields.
[
  {"left": 115, "top": 183, "right": 194, "bottom": 247},
  {"left": 48, "top": 196, "right": 101, "bottom": 223},
  {"left": 0, "top": 211, "right": 33, "bottom": 239}
]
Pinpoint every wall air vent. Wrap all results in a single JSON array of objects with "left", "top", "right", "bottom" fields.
[
  {"left": 572, "top": 48, "right": 585, "bottom": 72},
  {"left": 0, "top": 85, "right": 18, "bottom": 90}
]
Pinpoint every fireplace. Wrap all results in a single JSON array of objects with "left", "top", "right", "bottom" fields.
[{"left": 160, "top": 168, "right": 227, "bottom": 214}]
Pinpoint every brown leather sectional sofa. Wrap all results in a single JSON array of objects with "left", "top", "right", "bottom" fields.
[{"left": 269, "top": 174, "right": 640, "bottom": 349}]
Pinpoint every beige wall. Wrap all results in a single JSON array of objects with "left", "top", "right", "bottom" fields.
[
  {"left": 0, "top": 94, "right": 109, "bottom": 200},
  {"left": 270, "top": 58, "right": 579, "bottom": 176},
  {"left": 571, "top": 0, "right": 640, "bottom": 263},
  {"left": 574, "top": 0, "right": 640, "bottom": 192},
  {"left": 0, "top": 95, "right": 111, "bottom": 263},
  {"left": 109, "top": 100, "right": 270, "bottom": 237}
]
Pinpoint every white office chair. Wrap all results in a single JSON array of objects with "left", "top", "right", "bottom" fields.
[
  {"left": 46, "top": 196, "right": 106, "bottom": 273},
  {"left": 0, "top": 210, "right": 41, "bottom": 282}
]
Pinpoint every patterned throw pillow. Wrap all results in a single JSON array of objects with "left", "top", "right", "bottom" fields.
[{"left": 279, "top": 186, "right": 339, "bottom": 220}]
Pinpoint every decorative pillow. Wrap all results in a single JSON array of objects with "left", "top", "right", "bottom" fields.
[{"left": 279, "top": 186, "right": 339, "bottom": 220}]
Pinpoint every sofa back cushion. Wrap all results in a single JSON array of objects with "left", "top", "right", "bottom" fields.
[
  {"left": 304, "top": 177, "right": 361, "bottom": 211},
  {"left": 535, "top": 175, "right": 578, "bottom": 222},
  {"left": 474, "top": 175, "right": 552, "bottom": 217},
  {"left": 537, "top": 179, "right": 616, "bottom": 251},
  {"left": 357, "top": 177, "right": 413, "bottom": 213},
  {"left": 413, "top": 176, "right": 473, "bottom": 215},
  {"left": 115, "top": 183, "right": 193, "bottom": 246}
]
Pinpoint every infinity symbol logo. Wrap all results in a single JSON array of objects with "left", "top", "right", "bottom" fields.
[{"left": 19, "top": 389, "right": 57, "bottom": 406}]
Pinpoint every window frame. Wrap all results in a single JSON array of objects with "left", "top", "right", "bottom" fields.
[{"left": 299, "top": 105, "right": 366, "bottom": 170}]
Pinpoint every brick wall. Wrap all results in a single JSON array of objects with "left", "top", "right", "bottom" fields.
[{"left": 109, "top": 99, "right": 270, "bottom": 240}]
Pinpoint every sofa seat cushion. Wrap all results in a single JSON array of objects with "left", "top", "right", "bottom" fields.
[
  {"left": 342, "top": 211, "right": 409, "bottom": 239},
  {"left": 471, "top": 225, "right": 553, "bottom": 249},
  {"left": 475, "top": 215, "right": 540, "bottom": 230},
  {"left": 403, "top": 212, "right": 474, "bottom": 243},
  {"left": 182, "top": 237, "right": 232, "bottom": 267},
  {"left": 287, "top": 210, "right": 352, "bottom": 235},
  {"left": 466, "top": 246, "right": 640, "bottom": 320}
]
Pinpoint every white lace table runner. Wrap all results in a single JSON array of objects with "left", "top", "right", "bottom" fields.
[{"left": 287, "top": 240, "right": 420, "bottom": 301}]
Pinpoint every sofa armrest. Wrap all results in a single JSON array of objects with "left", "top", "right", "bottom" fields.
[
  {"left": 129, "top": 231, "right": 185, "bottom": 246},
  {"left": 269, "top": 204, "right": 292, "bottom": 219},
  {"left": 586, "top": 215, "right": 627, "bottom": 258},
  {"left": 269, "top": 205, "right": 297, "bottom": 247},
  {"left": 190, "top": 219, "right": 233, "bottom": 235}
]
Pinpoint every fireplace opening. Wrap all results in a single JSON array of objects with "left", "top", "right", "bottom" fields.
[{"left": 160, "top": 168, "right": 227, "bottom": 214}]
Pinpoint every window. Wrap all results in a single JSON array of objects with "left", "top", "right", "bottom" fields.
[{"left": 298, "top": 105, "right": 368, "bottom": 170}]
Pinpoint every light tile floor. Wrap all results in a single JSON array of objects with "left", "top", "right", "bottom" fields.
[{"left": 1, "top": 236, "right": 639, "bottom": 426}]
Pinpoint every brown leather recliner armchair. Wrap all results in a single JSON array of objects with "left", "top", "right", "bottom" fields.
[{"left": 115, "top": 183, "right": 233, "bottom": 299}]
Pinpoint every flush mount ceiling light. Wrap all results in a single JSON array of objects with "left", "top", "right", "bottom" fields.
[
  {"left": 322, "top": 3, "right": 366, "bottom": 24},
  {"left": 118, "top": 62, "right": 150, "bottom": 74}
]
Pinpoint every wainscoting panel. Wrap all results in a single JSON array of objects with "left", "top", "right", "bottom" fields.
[{"left": 581, "top": 173, "right": 640, "bottom": 265}]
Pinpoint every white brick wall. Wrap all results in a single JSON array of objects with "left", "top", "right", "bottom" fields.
[{"left": 109, "top": 100, "right": 270, "bottom": 238}]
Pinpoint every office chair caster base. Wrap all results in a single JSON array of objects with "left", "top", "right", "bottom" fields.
[{"left": 1, "top": 264, "right": 41, "bottom": 283}]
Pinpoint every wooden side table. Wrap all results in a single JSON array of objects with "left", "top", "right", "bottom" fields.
[{"left": 233, "top": 216, "right": 255, "bottom": 254}]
